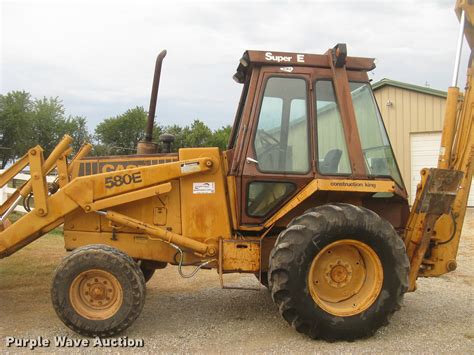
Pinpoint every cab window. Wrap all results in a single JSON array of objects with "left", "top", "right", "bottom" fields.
[
  {"left": 253, "top": 77, "right": 309, "bottom": 173},
  {"left": 315, "top": 80, "right": 351, "bottom": 175},
  {"left": 228, "top": 79, "right": 250, "bottom": 149},
  {"left": 247, "top": 181, "right": 296, "bottom": 217},
  {"left": 349, "top": 82, "right": 404, "bottom": 187}
]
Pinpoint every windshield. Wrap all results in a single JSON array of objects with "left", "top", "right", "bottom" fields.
[{"left": 349, "top": 82, "right": 404, "bottom": 188}]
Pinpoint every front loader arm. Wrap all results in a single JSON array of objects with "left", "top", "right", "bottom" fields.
[{"left": 0, "top": 146, "right": 215, "bottom": 259}]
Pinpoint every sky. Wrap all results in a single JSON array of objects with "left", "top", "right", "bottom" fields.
[{"left": 0, "top": 0, "right": 470, "bottom": 131}]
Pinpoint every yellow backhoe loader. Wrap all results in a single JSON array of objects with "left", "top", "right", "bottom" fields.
[{"left": 0, "top": 0, "right": 472, "bottom": 341}]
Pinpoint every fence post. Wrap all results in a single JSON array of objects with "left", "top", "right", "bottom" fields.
[
  {"left": 0, "top": 170, "right": 6, "bottom": 205},
  {"left": 0, "top": 185, "right": 6, "bottom": 205}
]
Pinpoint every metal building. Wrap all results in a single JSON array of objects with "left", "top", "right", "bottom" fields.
[{"left": 372, "top": 78, "right": 473, "bottom": 206}]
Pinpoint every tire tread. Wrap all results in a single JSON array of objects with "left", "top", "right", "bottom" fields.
[{"left": 268, "top": 203, "right": 409, "bottom": 341}]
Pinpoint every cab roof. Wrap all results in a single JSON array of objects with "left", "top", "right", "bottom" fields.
[{"left": 233, "top": 45, "right": 376, "bottom": 84}]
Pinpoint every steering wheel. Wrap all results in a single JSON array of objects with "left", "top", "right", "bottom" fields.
[
  {"left": 362, "top": 145, "right": 388, "bottom": 154},
  {"left": 255, "top": 130, "right": 287, "bottom": 170},
  {"left": 256, "top": 130, "right": 283, "bottom": 157},
  {"left": 258, "top": 130, "right": 280, "bottom": 146}
]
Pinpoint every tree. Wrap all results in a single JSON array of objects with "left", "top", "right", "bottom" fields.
[
  {"left": 94, "top": 107, "right": 148, "bottom": 155},
  {"left": 1, "top": 91, "right": 95, "bottom": 165},
  {"left": 0, "top": 89, "right": 231, "bottom": 164},
  {"left": 158, "top": 121, "right": 231, "bottom": 152},
  {"left": 0, "top": 91, "right": 33, "bottom": 168},
  {"left": 209, "top": 125, "right": 231, "bottom": 150},
  {"left": 30, "top": 97, "right": 67, "bottom": 156},
  {"left": 90, "top": 143, "right": 110, "bottom": 156},
  {"left": 183, "top": 119, "right": 212, "bottom": 148},
  {"left": 63, "top": 116, "right": 93, "bottom": 152},
  {"left": 30, "top": 98, "right": 94, "bottom": 157}
]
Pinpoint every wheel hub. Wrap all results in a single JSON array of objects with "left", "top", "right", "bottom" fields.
[
  {"left": 325, "top": 260, "right": 352, "bottom": 287},
  {"left": 70, "top": 269, "right": 123, "bottom": 320},
  {"left": 308, "top": 239, "right": 383, "bottom": 317},
  {"left": 91, "top": 284, "right": 105, "bottom": 299},
  {"left": 84, "top": 276, "right": 115, "bottom": 307}
]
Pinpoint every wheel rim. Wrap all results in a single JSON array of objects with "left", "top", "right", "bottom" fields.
[
  {"left": 69, "top": 269, "right": 123, "bottom": 320},
  {"left": 308, "top": 239, "right": 383, "bottom": 317}
]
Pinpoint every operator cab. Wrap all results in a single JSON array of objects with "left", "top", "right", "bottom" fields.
[{"left": 227, "top": 44, "right": 408, "bottom": 229}]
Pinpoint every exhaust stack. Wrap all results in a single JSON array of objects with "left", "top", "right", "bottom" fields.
[{"left": 137, "top": 50, "right": 167, "bottom": 154}]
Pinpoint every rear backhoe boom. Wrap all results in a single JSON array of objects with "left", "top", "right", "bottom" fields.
[{"left": 404, "top": 0, "right": 473, "bottom": 289}]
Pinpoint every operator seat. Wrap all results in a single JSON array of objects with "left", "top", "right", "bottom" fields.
[{"left": 319, "top": 149, "right": 342, "bottom": 174}]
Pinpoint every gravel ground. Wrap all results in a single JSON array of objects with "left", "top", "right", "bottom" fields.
[{"left": 0, "top": 210, "right": 473, "bottom": 353}]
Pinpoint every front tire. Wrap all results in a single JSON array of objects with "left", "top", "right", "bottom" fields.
[
  {"left": 51, "top": 244, "right": 146, "bottom": 337},
  {"left": 138, "top": 262, "right": 156, "bottom": 283},
  {"left": 268, "top": 203, "right": 409, "bottom": 341},
  {"left": 137, "top": 260, "right": 167, "bottom": 283}
]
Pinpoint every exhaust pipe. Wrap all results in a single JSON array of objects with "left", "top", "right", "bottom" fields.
[
  {"left": 137, "top": 50, "right": 167, "bottom": 154},
  {"left": 145, "top": 50, "right": 167, "bottom": 142}
]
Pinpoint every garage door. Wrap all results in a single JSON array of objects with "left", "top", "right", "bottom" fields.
[{"left": 410, "top": 132, "right": 473, "bottom": 206}]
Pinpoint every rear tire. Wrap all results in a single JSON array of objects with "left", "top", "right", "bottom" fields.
[
  {"left": 268, "top": 203, "right": 409, "bottom": 341},
  {"left": 51, "top": 244, "right": 146, "bottom": 337}
]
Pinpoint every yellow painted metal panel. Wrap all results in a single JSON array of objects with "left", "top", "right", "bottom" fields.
[
  {"left": 221, "top": 239, "right": 260, "bottom": 272},
  {"left": 64, "top": 231, "right": 194, "bottom": 264},
  {"left": 263, "top": 178, "right": 396, "bottom": 228},
  {"left": 179, "top": 148, "right": 232, "bottom": 242}
]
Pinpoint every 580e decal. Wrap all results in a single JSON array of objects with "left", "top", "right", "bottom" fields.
[{"left": 105, "top": 172, "right": 142, "bottom": 188}]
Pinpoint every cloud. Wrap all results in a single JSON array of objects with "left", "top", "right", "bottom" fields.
[{"left": 1, "top": 0, "right": 469, "bottom": 131}]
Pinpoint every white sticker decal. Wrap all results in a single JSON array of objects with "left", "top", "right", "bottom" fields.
[
  {"left": 280, "top": 67, "right": 294, "bottom": 73},
  {"left": 193, "top": 182, "right": 215, "bottom": 194},
  {"left": 181, "top": 162, "right": 200, "bottom": 174}
]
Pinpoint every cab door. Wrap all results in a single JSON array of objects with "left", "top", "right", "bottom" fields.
[{"left": 240, "top": 68, "right": 314, "bottom": 225}]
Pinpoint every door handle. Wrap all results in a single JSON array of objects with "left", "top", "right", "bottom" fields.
[{"left": 246, "top": 157, "right": 259, "bottom": 164}]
